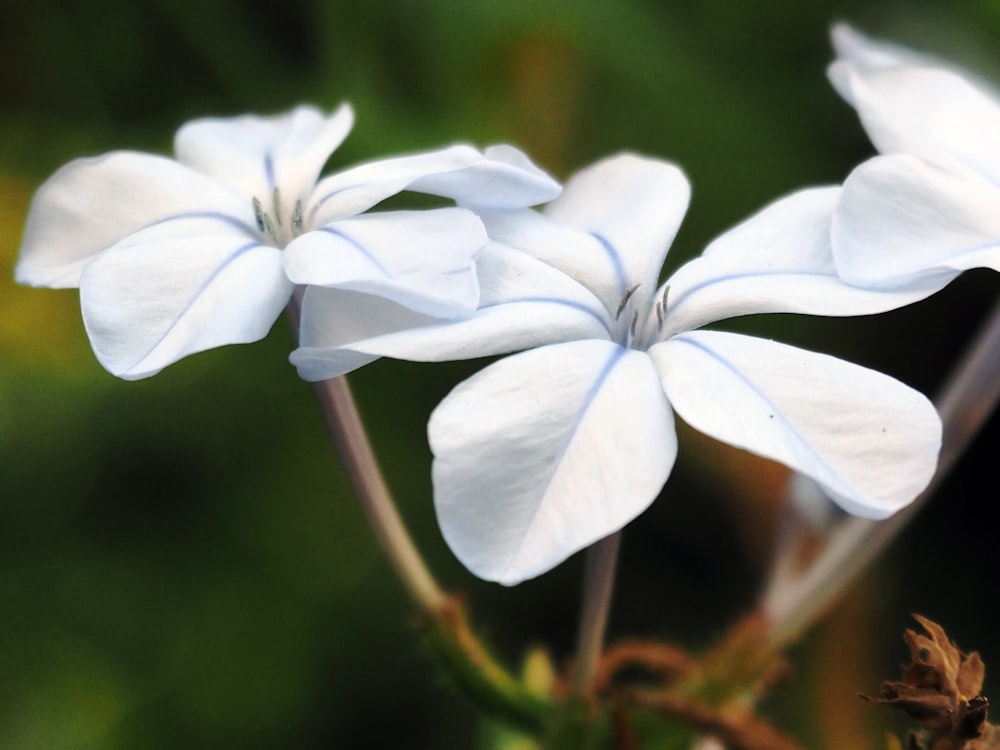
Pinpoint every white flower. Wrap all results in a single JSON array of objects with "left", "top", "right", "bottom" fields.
[
  {"left": 829, "top": 24, "right": 1000, "bottom": 288},
  {"left": 15, "top": 104, "right": 559, "bottom": 379},
  {"left": 292, "top": 154, "right": 943, "bottom": 584}
]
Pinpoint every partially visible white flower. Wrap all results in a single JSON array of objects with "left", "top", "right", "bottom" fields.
[
  {"left": 829, "top": 24, "right": 1000, "bottom": 288},
  {"left": 292, "top": 154, "right": 943, "bottom": 584},
  {"left": 15, "top": 105, "right": 560, "bottom": 379}
]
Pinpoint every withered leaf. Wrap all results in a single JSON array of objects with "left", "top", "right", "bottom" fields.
[{"left": 864, "top": 616, "right": 993, "bottom": 750}]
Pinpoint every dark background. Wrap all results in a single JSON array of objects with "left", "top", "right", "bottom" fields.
[{"left": 1, "top": 1, "right": 999, "bottom": 747}]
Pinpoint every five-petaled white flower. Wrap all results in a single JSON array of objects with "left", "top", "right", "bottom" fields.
[
  {"left": 291, "top": 154, "right": 943, "bottom": 585},
  {"left": 829, "top": 24, "right": 1000, "bottom": 290},
  {"left": 15, "top": 104, "right": 559, "bottom": 379}
]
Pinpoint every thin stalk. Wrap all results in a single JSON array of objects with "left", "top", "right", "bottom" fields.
[
  {"left": 573, "top": 531, "right": 622, "bottom": 695},
  {"left": 286, "top": 290, "right": 445, "bottom": 611},
  {"left": 312, "top": 374, "right": 447, "bottom": 610},
  {"left": 763, "top": 294, "right": 1000, "bottom": 646},
  {"left": 287, "top": 290, "right": 550, "bottom": 732}
]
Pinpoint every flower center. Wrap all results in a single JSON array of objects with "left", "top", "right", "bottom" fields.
[
  {"left": 252, "top": 187, "right": 303, "bottom": 248},
  {"left": 612, "top": 283, "right": 669, "bottom": 351}
]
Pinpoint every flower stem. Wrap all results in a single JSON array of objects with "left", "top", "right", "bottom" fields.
[
  {"left": 573, "top": 531, "right": 622, "bottom": 696},
  {"left": 762, "top": 294, "right": 1000, "bottom": 646},
  {"left": 312, "top": 373, "right": 447, "bottom": 611},
  {"left": 286, "top": 289, "right": 444, "bottom": 610},
  {"left": 309, "top": 374, "right": 552, "bottom": 732},
  {"left": 286, "top": 290, "right": 551, "bottom": 732}
]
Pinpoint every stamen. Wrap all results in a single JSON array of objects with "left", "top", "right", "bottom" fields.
[
  {"left": 262, "top": 214, "right": 278, "bottom": 244},
  {"left": 292, "top": 200, "right": 304, "bottom": 238},
  {"left": 272, "top": 187, "right": 283, "bottom": 227},
  {"left": 252, "top": 197, "right": 266, "bottom": 233},
  {"left": 630, "top": 310, "right": 638, "bottom": 338},
  {"left": 656, "top": 285, "right": 672, "bottom": 331},
  {"left": 615, "top": 283, "right": 641, "bottom": 320}
]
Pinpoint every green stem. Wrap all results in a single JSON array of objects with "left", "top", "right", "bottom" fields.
[
  {"left": 574, "top": 531, "right": 622, "bottom": 696},
  {"left": 423, "top": 597, "right": 550, "bottom": 734}
]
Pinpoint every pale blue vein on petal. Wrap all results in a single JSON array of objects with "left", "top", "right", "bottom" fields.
[
  {"left": 499, "top": 343, "right": 628, "bottom": 578},
  {"left": 139, "top": 210, "right": 257, "bottom": 236},
  {"left": 667, "top": 334, "right": 864, "bottom": 500},
  {"left": 120, "top": 240, "right": 273, "bottom": 373},
  {"left": 844, "top": 237, "right": 1000, "bottom": 275},
  {"left": 478, "top": 296, "right": 612, "bottom": 338},
  {"left": 590, "top": 232, "right": 628, "bottom": 296},
  {"left": 307, "top": 183, "right": 375, "bottom": 223},
  {"left": 264, "top": 153, "right": 276, "bottom": 191},
  {"left": 663, "top": 269, "right": 835, "bottom": 331},
  {"left": 318, "top": 226, "right": 392, "bottom": 277}
]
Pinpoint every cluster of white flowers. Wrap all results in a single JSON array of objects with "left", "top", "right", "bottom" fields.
[
  {"left": 16, "top": 105, "right": 560, "bottom": 379},
  {"left": 830, "top": 25, "right": 1000, "bottom": 288},
  {"left": 17, "top": 25, "right": 996, "bottom": 585}
]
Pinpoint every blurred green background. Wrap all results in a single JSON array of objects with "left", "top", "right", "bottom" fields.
[{"left": 2, "top": 1, "right": 999, "bottom": 747}]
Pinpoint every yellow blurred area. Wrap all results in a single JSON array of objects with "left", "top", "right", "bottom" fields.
[
  {"left": 0, "top": 636, "right": 128, "bottom": 750},
  {"left": 0, "top": 174, "right": 93, "bottom": 373}
]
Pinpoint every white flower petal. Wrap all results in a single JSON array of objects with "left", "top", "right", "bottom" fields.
[
  {"left": 830, "top": 30, "right": 1000, "bottom": 182},
  {"left": 309, "top": 146, "right": 480, "bottom": 220},
  {"left": 291, "top": 291, "right": 438, "bottom": 379},
  {"left": 475, "top": 207, "right": 633, "bottom": 322},
  {"left": 542, "top": 154, "right": 691, "bottom": 313},
  {"left": 429, "top": 340, "right": 677, "bottom": 584},
  {"left": 830, "top": 23, "right": 938, "bottom": 80},
  {"left": 284, "top": 207, "right": 486, "bottom": 317},
  {"left": 308, "top": 144, "right": 560, "bottom": 224},
  {"left": 650, "top": 330, "right": 941, "bottom": 518},
  {"left": 291, "top": 242, "right": 610, "bottom": 380},
  {"left": 291, "top": 291, "right": 604, "bottom": 380},
  {"left": 411, "top": 143, "right": 561, "bottom": 208},
  {"left": 830, "top": 24, "right": 1000, "bottom": 105},
  {"left": 174, "top": 104, "right": 354, "bottom": 202},
  {"left": 80, "top": 219, "right": 291, "bottom": 379},
  {"left": 849, "top": 69, "right": 1000, "bottom": 182},
  {"left": 834, "top": 154, "right": 1000, "bottom": 285},
  {"left": 15, "top": 152, "right": 253, "bottom": 288},
  {"left": 659, "top": 187, "right": 946, "bottom": 337}
]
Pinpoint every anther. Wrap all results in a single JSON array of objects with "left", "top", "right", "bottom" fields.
[
  {"left": 292, "top": 200, "right": 304, "bottom": 238},
  {"left": 262, "top": 214, "right": 278, "bottom": 244},
  {"left": 630, "top": 310, "right": 638, "bottom": 338},
  {"left": 656, "top": 285, "right": 671, "bottom": 331},
  {"left": 272, "top": 187, "right": 283, "bottom": 227},
  {"left": 252, "top": 197, "right": 266, "bottom": 233},
  {"left": 615, "top": 283, "right": 641, "bottom": 321}
]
